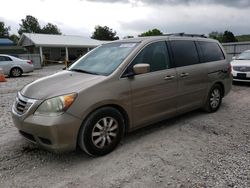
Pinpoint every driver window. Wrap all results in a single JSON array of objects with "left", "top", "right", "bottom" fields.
[{"left": 132, "top": 41, "right": 170, "bottom": 72}]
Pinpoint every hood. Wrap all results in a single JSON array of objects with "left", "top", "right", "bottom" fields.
[
  {"left": 231, "top": 59, "right": 250, "bottom": 67},
  {"left": 21, "top": 70, "right": 105, "bottom": 100}
]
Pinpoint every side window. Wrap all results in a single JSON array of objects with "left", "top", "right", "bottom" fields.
[
  {"left": 197, "top": 41, "right": 225, "bottom": 62},
  {"left": 132, "top": 41, "right": 171, "bottom": 72},
  {"left": 170, "top": 40, "right": 199, "bottom": 67},
  {"left": 0, "top": 56, "right": 12, "bottom": 61}
]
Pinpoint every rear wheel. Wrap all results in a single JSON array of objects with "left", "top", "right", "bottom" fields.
[
  {"left": 78, "top": 107, "right": 125, "bottom": 156},
  {"left": 10, "top": 67, "right": 22, "bottom": 77},
  {"left": 203, "top": 84, "right": 223, "bottom": 113}
]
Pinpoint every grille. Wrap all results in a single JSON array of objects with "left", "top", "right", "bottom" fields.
[
  {"left": 233, "top": 66, "right": 250, "bottom": 72},
  {"left": 14, "top": 92, "right": 36, "bottom": 115}
]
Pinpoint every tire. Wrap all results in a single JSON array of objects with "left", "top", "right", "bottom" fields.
[
  {"left": 203, "top": 84, "right": 223, "bottom": 113},
  {"left": 78, "top": 107, "right": 125, "bottom": 156},
  {"left": 10, "top": 67, "right": 22, "bottom": 77}
]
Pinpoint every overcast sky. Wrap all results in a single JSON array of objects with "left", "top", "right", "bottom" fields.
[{"left": 1, "top": 0, "right": 250, "bottom": 38}]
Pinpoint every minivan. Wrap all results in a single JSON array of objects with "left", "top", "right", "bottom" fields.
[{"left": 12, "top": 35, "right": 232, "bottom": 156}]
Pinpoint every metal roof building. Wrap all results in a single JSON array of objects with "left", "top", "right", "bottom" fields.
[
  {"left": 0, "top": 38, "right": 14, "bottom": 46},
  {"left": 18, "top": 33, "right": 104, "bottom": 64}
]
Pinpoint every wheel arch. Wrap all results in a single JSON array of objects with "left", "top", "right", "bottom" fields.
[
  {"left": 77, "top": 103, "right": 130, "bottom": 137},
  {"left": 9, "top": 66, "right": 23, "bottom": 75},
  {"left": 213, "top": 81, "right": 225, "bottom": 97}
]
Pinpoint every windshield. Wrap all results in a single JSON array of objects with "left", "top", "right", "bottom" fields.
[
  {"left": 69, "top": 42, "right": 139, "bottom": 75},
  {"left": 236, "top": 51, "right": 250, "bottom": 60}
]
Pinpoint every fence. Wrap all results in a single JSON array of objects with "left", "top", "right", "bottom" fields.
[
  {"left": 222, "top": 42, "right": 250, "bottom": 60},
  {"left": 18, "top": 54, "right": 42, "bottom": 69}
]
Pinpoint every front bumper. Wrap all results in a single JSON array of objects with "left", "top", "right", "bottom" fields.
[
  {"left": 232, "top": 70, "right": 250, "bottom": 82},
  {"left": 11, "top": 96, "right": 82, "bottom": 153}
]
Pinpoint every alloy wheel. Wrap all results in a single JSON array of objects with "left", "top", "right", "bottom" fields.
[
  {"left": 91, "top": 117, "right": 118, "bottom": 148},
  {"left": 210, "top": 88, "right": 221, "bottom": 109}
]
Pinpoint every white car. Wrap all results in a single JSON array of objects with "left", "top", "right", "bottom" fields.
[
  {"left": 0, "top": 54, "right": 34, "bottom": 77},
  {"left": 231, "top": 50, "right": 250, "bottom": 82}
]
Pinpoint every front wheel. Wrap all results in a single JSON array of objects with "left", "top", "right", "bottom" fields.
[
  {"left": 78, "top": 107, "right": 125, "bottom": 156},
  {"left": 203, "top": 84, "right": 223, "bottom": 113}
]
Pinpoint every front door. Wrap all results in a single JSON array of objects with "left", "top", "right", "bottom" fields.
[{"left": 126, "top": 41, "right": 178, "bottom": 128}]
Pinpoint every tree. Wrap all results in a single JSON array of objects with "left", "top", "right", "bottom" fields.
[
  {"left": 139, "top": 28, "right": 163, "bottom": 37},
  {"left": 91, "top": 25, "right": 119, "bottom": 41},
  {"left": 41, "top": 23, "right": 61, "bottom": 34},
  {"left": 0, "top": 21, "right": 10, "bottom": 37},
  {"left": 221, "top": 30, "right": 238, "bottom": 43},
  {"left": 9, "top": 34, "right": 20, "bottom": 44},
  {"left": 208, "top": 31, "right": 223, "bottom": 42},
  {"left": 18, "top": 15, "right": 41, "bottom": 35}
]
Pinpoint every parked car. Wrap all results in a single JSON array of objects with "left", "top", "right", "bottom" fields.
[
  {"left": 12, "top": 35, "right": 232, "bottom": 156},
  {"left": 231, "top": 50, "right": 250, "bottom": 82},
  {"left": 0, "top": 54, "right": 34, "bottom": 77}
]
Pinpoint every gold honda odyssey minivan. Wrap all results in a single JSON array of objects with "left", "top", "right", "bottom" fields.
[{"left": 12, "top": 35, "right": 232, "bottom": 156}]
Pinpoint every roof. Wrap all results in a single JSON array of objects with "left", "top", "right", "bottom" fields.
[
  {"left": 112, "top": 35, "right": 217, "bottom": 44},
  {"left": 18, "top": 33, "right": 104, "bottom": 48},
  {"left": 0, "top": 38, "right": 14, "bottom": 46}
]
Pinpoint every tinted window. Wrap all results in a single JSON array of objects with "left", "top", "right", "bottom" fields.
[
  {"left": 0, "top": 56, "right": 12, "bottom": 61},
  {"left": 132, "top": 41, "right": 171, "bottom": 72},
  {"left": 170, "top": 40, "right": 199, "bottom": 67},
  {"left": 198, "top": 41, "right": 225, "bottom": 62}
]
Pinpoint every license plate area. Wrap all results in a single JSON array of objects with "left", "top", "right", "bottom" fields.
[{"left": 237, "top": 73, "right": 247, "bottom": 78}]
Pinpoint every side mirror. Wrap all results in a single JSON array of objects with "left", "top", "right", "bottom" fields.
[
  {"left": 133, "top": 64, "right": 150, "bottom": 75},
  {"left": 232, "top": 56, "right": 236, "bottom": 60}
]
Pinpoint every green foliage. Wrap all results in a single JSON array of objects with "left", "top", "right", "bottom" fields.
[
  {"left": 41, "top": 23, "right": 61, "bottom": 35},
  {"left": 0, "top": 21, "right": 10, "bottom": 37},
  {"left": 18, "top": 15, "right": 41, "bottom": 35},
  {"left": 9, "top": 34, "right": 20, "bottom": 44},
  {"left": 236, "top": 35, "right": 250, "bottom": 42},
  {"left": 139, "top": 28, "right": 163, "bottom": 37},
  {"left": 208, "top": 31, "right": 223, "bottom": 42},
  {"left": 91, "top": 25, "right": 119, "bottom": 41},
  {"left": 209, "top": 30, "right": 238, "bottom": 43},
  {"left": 221, "top": 30, "right": 238, "bottom": 43},
  {"left": 18, "top": 15, "right": 61, "bottom": 35}
]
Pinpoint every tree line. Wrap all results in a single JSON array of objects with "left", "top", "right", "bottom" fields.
[
  {"left": 0, "top": 15, "right": 246, "bottom": 43},
  {"left": 0, "top": 15, "right": 61, "bottom": 43}
]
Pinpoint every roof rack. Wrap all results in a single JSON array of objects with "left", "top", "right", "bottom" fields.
[{"left": 163, "top": 33, "right": 207, "bottom": 38}]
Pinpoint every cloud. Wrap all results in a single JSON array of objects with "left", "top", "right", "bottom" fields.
[
  {"left": 118, "top": 5, "right": 250, "bottom": 36},
  {"left": 85, "top": 0, "right": 250, "bottom": 7}
]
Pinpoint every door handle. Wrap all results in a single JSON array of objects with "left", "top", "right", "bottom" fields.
[
  {"left": 164, "top": 75, "right": 175, "bottom": 80},
  {"left": 180, "top": 72, "right": 189, "bottom": 77}
]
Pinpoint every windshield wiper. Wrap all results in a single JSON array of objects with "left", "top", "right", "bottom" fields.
[{"left": 70, "top": 68, "right": 100, "bottom": 75}]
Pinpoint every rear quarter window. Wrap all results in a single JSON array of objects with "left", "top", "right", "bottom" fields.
[{"left": 197, "top": 41, "right": 225, "bottom": 62}]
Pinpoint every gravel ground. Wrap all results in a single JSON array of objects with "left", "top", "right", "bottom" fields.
[{"left": 0, "top": 65, "right": 249, "bottom": 188}]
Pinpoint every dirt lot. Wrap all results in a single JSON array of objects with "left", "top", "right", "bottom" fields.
[{"left": 0, "top": 65, "right": 249, "bottom": 188}]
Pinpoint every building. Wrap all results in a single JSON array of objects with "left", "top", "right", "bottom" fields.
[
  {"left": 0, "top": 38, "right": 27, "bottom": 55},
  {"left": 222, "top": 41, "right": 250, "bottom": 60},
  {"left": 18, "top": 33, "right": 104, "bottom": 64}
]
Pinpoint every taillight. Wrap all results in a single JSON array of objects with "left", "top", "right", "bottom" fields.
[
  {"left": 27, "top": 60, "right": 32, "bottom": 65},
  {"left": 227, "top": 63, "right": 232, "bottom": 74}
]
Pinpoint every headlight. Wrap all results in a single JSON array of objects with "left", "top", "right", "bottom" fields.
[{"left": 34, "top": 93, "right": 77, "bottom": 116}]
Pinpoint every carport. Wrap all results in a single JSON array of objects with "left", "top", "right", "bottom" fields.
[{"left": 18, "top": 33, "right": 104, "bottom": 65}]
